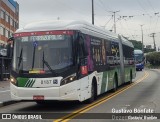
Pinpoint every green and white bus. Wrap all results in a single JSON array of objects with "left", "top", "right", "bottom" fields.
[{"left": 10, "top": 20, "right": 136, "bottom": 103}]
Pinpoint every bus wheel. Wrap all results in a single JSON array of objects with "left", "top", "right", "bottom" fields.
[
  {"left": 85, "top": 82, "right": 96, "bottom": 104},
  {"left": 112, "top": 76, "right": 117, "bottom": 92}
]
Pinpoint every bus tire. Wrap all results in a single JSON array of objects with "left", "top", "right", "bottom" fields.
[
  {"left": 112, "top": 75, "right": 118, "bottom": 92},
  {"left": 85, "top": 80, "right": 97, "bottom": 104}
]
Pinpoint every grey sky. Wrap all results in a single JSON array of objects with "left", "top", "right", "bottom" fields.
[{"left": 15, "top": 0, "right": 160, "bottom": 48}]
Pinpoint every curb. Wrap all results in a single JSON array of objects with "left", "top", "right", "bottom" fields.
[{"left": 0, "top": 100, "right": 21, "bottom": 107}]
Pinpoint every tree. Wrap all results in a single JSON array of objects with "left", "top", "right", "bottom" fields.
[
  {"left": 129, "top": 40, "right": 142, "bottom": 50},
  {"left": 146, "top": 52, "right": 160, "bottom": 66},
  {"left": 129, "top": 40, "right": 155, "bottom": 53}
]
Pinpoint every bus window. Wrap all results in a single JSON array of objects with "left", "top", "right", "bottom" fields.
[
  {"left": 77, "top": 34, "right": 88, "bottom": 75},
  {"left": 107, "top": 56, "right": 114, "bottom": 65},
  {"left": 78, "top": 34, "right": 88, "bottom": 58}
]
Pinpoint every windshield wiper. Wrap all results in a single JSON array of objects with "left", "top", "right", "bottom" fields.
[
  {"left": 18, "top": 48, "right": 23, "bottom": 69},
  {"left": 42, "top": 51, "right": 58, "bottom": 76},
  {"left": 32, "top": 44, "right": 36, "bottom": 69}
]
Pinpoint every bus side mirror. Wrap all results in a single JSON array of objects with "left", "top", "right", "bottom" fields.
[
  {"left": 79, "top": 57, "right": 88, "bottom": 75},
  {"left": 7, "top": 36, "right": 14, "bottom": 58},
  {"left": 76, "top": 33, "right": 88, "bottom": 76},
  {"left": 8, "top": 36, "right": 15, "bottom": 42}
]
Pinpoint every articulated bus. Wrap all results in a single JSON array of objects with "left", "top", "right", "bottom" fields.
[{"left": 10, "top": 20, "right": 136, "bottom": 103}]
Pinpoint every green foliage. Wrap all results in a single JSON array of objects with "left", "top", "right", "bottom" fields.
[
  {"left": 129, "top": 40, "right": 142, "bottom": 50},
  {"left": 146, "top": 52, "right": 160, "bottom": 66},
  {"left": 129, "top": 40, "right": 155, "bottom": 53},
  {"left": 144, "top": 48, "right": 155, "bottom": 53}
]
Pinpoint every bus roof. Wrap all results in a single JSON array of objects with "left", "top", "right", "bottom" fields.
[
  {"left": 16, "top": 20, "right": 133, "bottom": 47},
  {"left": 134, "top": 49, "right": 143, "bottom": 54}
]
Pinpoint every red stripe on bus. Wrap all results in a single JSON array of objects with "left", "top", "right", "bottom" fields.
[{"left": 14, "top": 30, "right": 74, "bottom": 37}]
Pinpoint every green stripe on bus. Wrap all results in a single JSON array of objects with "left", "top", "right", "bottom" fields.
[
  {"left": 107, "top": 69, "right": 115, "bottom": 90},
  {"left": 24, "top": 79, "right": 31, "bottom": 87},
  {"left": 27, "top": 79, "right": 34, "bottom": 87},
  {"left": 29, "top": 79, "right": 35, "bottom": 87},
  {"left": 27, "top": 79, "right": 32, "bottom": 87},
  {"left": 100, "top": 71, "right": 108, "bottom": 94},
  {"left": 17, "top": 78, "right": 29, "bottom": 87}
]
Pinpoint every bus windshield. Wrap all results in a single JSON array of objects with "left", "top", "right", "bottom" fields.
[
  {"left": 134, "top": 50, "right": 144, "bottom": 63},
  {"left": 134, "top": 54, "right": 143, "bottom": 62},
  {"left": 13, "top": 33, "right": 73, "bottom": 73}
]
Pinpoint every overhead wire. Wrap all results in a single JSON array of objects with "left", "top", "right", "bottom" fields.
[
  {"left": 146, "top": 0, "right": 156, "bottom": 13},
  {"left": 145, "top": 0, "right": 160, "bottom": 36},
  {"left": 136, "top": 0, "right": 151, "bottom": 16},
  {"left": 50, "top": 0, "right": 91, "bottom": 23},
  {"left": 95, "top": 0, "right": 114, "bottom": 28},
  {"left": 153, "top": 16, "right": 160, "bottom": 34},
  {"left": 103, "top": 16, "right": 113, "bottom": 28},
  {"left": 93, "top": 0, "right": 111, "bottom": 26}
]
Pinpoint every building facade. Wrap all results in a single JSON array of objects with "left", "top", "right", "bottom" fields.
[{"left": 0, "top": 0, "right": 19, "bottom": 45}]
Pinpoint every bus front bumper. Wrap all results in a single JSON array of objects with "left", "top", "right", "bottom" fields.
[
  {"left": 10, "top": 83, "right": 79, "bottom": 101},
  {"left": 136, "top": 63, "right": 144, "bottom": 69}
]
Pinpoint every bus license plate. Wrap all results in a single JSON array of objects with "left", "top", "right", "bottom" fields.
[{"left": 33, "top": 95, "right": 44, "bottom": 100}]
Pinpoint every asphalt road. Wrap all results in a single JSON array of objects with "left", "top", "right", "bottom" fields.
[
  {"left": 0, "top": 80, "right": 10, "bottom": 102},
  {"left": 0, "top": 69, "right": 160, "bottom": 122}
]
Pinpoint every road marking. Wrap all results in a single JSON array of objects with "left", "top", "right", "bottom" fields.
[
  {"left": 54, "top": 71, "right": 149, "bottom": 122},
  {"left": 0, "top": 90, "right": 10, "bottom": 93}
]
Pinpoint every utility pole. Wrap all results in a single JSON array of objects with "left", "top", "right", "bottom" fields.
[
  {"left": 109, "top": 11, "right": 120, "bottom": 33},
  {"left": 140, "top": 25, "right": 144, "bottom": 52},
  {"left": 150, "top": 33, "right": 156, "bottom": 51},
  {"left": 92, "top": 0, "right": 94, "bottom": 25}
]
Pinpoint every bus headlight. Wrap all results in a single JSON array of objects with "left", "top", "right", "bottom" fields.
[
  {"left": 10, "top": 77, "right": 17, "bottom": 85},
  {"left": 60, "top": 76, "right": 76, "bottom": 86}
]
